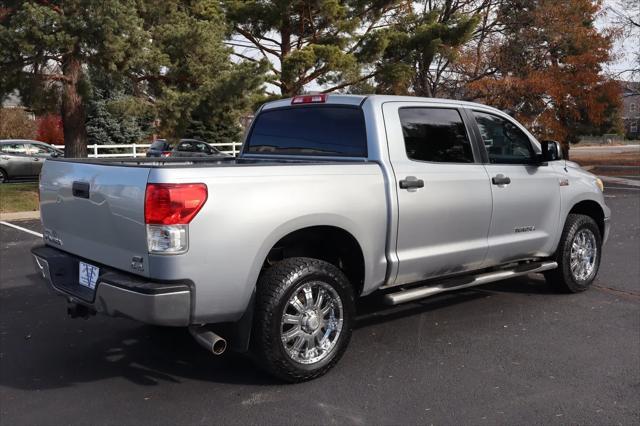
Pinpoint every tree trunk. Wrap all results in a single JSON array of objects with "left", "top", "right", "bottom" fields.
[
  {"left": 279, "top": 17, "right": 295, "bottom": 97},
  {"left": 61, "top": 56, "right": 87, "bottom": 158}
]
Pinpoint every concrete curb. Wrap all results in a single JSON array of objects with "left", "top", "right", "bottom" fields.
[{"left": 0, "top": 210, "right": 40, "bottom": 221}]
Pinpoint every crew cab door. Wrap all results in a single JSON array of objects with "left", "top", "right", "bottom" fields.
[
  {"left": 383, "top": 103, "right": 493, "bottom": 286},
  {"left": 468, "top": 109, "right": 561, "bottom": 264}
]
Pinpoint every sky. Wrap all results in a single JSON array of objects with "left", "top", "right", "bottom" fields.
[{"left": 597, "top": 0, "right": 639, "bottom": 80}]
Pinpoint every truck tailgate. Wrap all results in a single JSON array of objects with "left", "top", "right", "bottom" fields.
[{"left": 39, "top": 160, "right": 151, "bottom": 277}]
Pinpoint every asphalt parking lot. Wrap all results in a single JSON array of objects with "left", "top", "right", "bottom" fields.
[{"left": 1, "top": 183, "right": 638, "bottom": 425}]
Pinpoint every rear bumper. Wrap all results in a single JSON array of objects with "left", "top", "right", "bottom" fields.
[{"left": 31, "top": 245, "right": 192, "bottom": 326}]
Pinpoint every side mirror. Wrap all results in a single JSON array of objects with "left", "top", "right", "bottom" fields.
[
  {"left": 541, "top": 140, "right": 562, "bottom": 162},
  {"left": 50, "top": 151, "right": 60, "bottom": 158}
]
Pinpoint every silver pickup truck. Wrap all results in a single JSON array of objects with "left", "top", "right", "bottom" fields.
[{"left": 32, "top": 94, "right": 610, "bottom": 382}]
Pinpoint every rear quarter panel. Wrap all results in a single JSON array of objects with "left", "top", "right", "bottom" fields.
[{"left": 147, "top": 163, "right": 388, "bottom": 323}]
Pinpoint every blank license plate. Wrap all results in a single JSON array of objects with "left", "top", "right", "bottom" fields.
[{"left": 78, "top": 261, "right": 99, "bottom": 290}]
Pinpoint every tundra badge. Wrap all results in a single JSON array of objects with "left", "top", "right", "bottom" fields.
[{"left": 43, "top": 228, "right": 63, "bottom": 246}]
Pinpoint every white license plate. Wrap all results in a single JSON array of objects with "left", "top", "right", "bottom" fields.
[{"left": 78, "top": 261, "right": 99, "bottom": 290}]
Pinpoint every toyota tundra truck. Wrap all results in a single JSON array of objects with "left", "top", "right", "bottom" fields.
[{"left": 31, "top": 94, "right": 610, "bottom": 382}]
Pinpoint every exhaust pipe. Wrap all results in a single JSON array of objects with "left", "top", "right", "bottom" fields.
[{"left": 189, "top": 326, "right": 227, "bottom": 355}]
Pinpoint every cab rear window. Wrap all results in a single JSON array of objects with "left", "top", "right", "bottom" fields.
[{"left": 244, "top": 106, "right": 367, "bottom": 157}]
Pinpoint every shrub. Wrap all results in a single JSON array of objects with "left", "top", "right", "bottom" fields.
[
  {"left": 36, "top": 114, "right": 64, "bottom": 145},
  {"left": 0, "top": 108, "right": 36, "bottom": 139}
]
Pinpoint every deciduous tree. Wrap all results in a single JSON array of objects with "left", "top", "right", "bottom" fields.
[
  {"left": 465, "top": 0, "right": 621, "bottom": 151},
  {"left": 608, "top": 0, "right": 640, "bottom": 83}
]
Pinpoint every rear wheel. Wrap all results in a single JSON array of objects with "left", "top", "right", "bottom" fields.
[
  {"left": 544, "top": 214, "right": 602, "bottom": 292},
  {"left": 252, "top": 257, "right": 354, "bottom": 382}
]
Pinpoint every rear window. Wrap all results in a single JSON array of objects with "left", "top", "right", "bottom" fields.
[
  {"left": 150, "top": 140, "right": 169, "bottom": 150},
  {"left": 399, "top": 108, "right": 474, "bottom": 163},
  {"left": 244, "top": 106, "right": 367, "bottom": 157}
]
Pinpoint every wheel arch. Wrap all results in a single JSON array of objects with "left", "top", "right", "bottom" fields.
[
  {"left": 230, "top": 222, "right": 366, "bottom": 353},
  {"left": 567, "top": 199, "right": 606, "bottom": 237},
  {"left": 262, "top": 225, "right": 366, "bottom": 297}
]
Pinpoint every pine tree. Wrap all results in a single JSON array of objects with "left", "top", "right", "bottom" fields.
[
  {"left": 134, "top": 0, "right": 267, "bottom": 143},
  {"left": 0, "top": 0, "right": 146, "bottom": 157},
  {"left": 223, "top": 0, "right": 407, "bottom": 96}
]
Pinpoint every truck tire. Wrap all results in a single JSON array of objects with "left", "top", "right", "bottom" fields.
[
  {"left": 252, "top": 257, "right": 355, "bottom": 382},
  {"left": 544, "top": 214, "right": 602, "bottom": 293}
]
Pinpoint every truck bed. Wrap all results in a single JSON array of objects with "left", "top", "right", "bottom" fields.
[{"left": 38, "top": 156, "right": 389, "bottom": 322}]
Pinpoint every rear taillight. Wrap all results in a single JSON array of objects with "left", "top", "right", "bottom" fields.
[
  {"left": 144, "top": 183, "right": 207, "bottom": 254},
  {"left": 145, "top": 183, "right": 207, "bottom": 225},
  {"left": 161, "top": 151, "right": 172, "bottom": 157}
]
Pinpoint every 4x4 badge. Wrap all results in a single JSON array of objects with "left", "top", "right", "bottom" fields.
[{"left": 131, "top": 256, "right": 144, "bottom": 272}]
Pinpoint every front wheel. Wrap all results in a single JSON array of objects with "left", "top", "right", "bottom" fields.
[
  {"left": 544, "top": 214, "right": 602, "bottom": 292},
  {"left": 0, "top": 168, "right": 7, "bottom": 183},
  {"left": 252, "top": 257, "right": 355, "bottom": 382}
]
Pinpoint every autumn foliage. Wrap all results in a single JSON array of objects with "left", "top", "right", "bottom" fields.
[
  {"left": 36, "top": 114, "right": 64, "bottom": 145},
  {"left": 462, "top": 0, "right": 621, "bottom": 150}
]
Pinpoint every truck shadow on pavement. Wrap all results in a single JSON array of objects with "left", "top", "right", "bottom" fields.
[{"left": 0, "top": 273, "right": 556, "bottom": 390}]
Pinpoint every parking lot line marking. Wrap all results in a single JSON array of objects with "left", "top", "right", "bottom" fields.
[{"left": 0, "top": 221, "right": 43, "bottom": 238}]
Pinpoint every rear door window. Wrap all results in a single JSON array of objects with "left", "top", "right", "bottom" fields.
[
  {"left": 176, "top": 142, "right": 195, "bottom": 152},
  {"left": 398, "top": 108, "right": 474, "bottom": 163},
  {"left": 193, "top": 142, "right": 211, "bottom": 153},
  {"left": 0, "top": 143, "right": 28, "bottom": 155},
  {"left": 245, "top": 106, "right": 367, "bottom": 157},
  {"left": 27, "top": 144, "right": 56, "bottom": 156}
]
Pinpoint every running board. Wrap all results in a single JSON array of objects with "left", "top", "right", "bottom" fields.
[{"left": 384, "top": 261, "right": 558, "bottom": 305}]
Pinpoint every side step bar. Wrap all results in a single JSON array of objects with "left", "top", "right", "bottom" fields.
[{"left": 384, "top": 261, "right": 558, "bottom": 305}]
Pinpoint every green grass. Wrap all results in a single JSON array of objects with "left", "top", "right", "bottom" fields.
[{"left": 0, "top": 182, "right": 39, "bottom": 213}]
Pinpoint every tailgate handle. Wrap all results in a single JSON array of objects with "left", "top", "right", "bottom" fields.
[{"left": 72, "top": 181, "right": 90, "bottom": 199}]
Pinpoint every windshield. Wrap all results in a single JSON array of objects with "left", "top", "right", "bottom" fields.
[{"left": 244, "top": 106, "right": 367, "bottom": 157}]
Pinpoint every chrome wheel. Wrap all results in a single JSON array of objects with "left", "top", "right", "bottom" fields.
[
  {"left": 570, "top": 229, "right": 597, "bottom": 281},
  {"left": 280, "top": 281, "right": 344, "bottom": 365}
]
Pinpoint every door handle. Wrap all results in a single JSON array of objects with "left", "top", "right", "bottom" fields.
[
  {"left": 33, "top": 158, "right": 41, "bottom": 161},
  {"left": 399, "top": 176, "right": 425, "bottom": 190},
  {"left": 72, "top": 181, "right": 90, "bottom": 199},
  {"left": 492, "top": 174, "right": 511, "bottom": 185}
]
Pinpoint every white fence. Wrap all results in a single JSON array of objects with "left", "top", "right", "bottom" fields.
[{"left": 52, "top": 141, "right": 243, "bottom": 158}]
